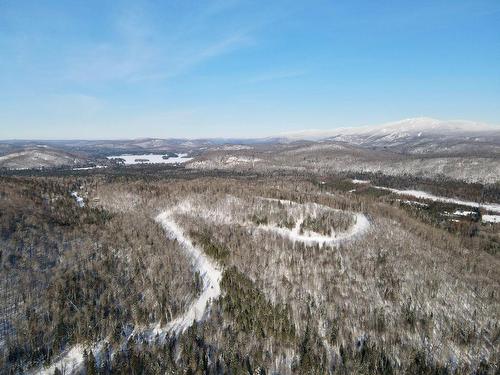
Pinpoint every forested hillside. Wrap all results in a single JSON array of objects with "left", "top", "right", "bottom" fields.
[
  {"left": 0, "top": 177, "right": 197, "bottom": 373},
  {"left": 0, "top": 171, "right": 498, "bottom": 374}
]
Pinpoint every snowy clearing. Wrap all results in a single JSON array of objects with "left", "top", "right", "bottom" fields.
[{"left": 107, "top": 153, "right": 193, "bottom": 165}]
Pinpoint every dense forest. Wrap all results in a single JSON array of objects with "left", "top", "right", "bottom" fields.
[
  {"left": 0, "top": 170, "right": 498, "bottom": 374},
  {"left": 0, "top": 176, "right": 197, "bottom": 373}
]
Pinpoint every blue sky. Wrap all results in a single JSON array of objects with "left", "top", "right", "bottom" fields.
[{"left": 1, "top": 0, "right": 499, "bottom": 139}]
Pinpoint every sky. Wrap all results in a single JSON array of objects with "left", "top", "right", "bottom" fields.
[{"left": 0, "top": 0, "right": 499, "bottom": 139}]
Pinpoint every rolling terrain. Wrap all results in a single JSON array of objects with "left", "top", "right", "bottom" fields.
[
  {"left": 0, "top": 147, "right": 88, "bottom": 170},
  {"left": 1, "top": 167, "right": 499, "bottom": 374},
  {"left": 3, "top": 118, "right": 498, "bottom": 184},
  {"left": 0, "top": 119, "right": 499, "bottom": 374}
]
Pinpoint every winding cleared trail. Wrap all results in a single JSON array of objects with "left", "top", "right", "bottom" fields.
[
  {"left": 145, "top": 212, "right": 222, "bottom": 337},
  {"left": 35, "top": 199, "right": 369, "bottom": 374},
  {"left": 350, "top": 180, "right": 500, "bottom": 214},
  {"left": 258, "top": 212, "right": 369, "bottom": 245}
]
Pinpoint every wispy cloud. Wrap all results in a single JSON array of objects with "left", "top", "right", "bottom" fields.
[
  {"left": 64, "top": 3, "right": 255, "bottom": 84},
  {"left": 244, "top": 69, "right": 307, "bottom": 84}
]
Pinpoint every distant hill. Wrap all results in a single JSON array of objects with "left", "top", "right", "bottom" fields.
[{"left": 0, "top": 147, "right": 87, "bottom": 169}]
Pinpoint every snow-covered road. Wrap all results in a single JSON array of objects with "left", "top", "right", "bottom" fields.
[
  {"left": 256, "top": 197, "right": 370, "bottom": 245},
  {"left": 374, "top": 186, "right": 500, "bottom": 214},
  {"left": 150, "top": 212, "right": 222, "bottom": 336},
  {"left": 34, "top": 211, "right": 222, "bottom": 375},
  {"left": 351, "top": 180, "right": 500, "bottom": 214},
  {"left": 258, "top": 212, "right": 369, "bottom": 246},
  {"left": 36, "top": 345, "right": 85, "bottom": 375}
]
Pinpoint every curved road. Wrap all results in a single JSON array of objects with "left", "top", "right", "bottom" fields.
[{"left": 36, "top": 199, "right": 369, "bottom": 374}]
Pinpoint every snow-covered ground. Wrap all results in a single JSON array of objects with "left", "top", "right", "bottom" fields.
[
  {"left": 397, "top": 199, "right": 429, "bottom": 208},
  {"left": 225, "top": 156, "right": 260, "bottom": 164},
  {"left": 70, "top": 191, "right": 85, "bottom": 207},
  {"left": 33, "top": 196, "right": 370, "bottom": 374},
  {"left": 256, "top": 197, "right": 370, "bottom": 246},
  {"left": 107, "top": 153, "right": 192, "bottom": 165},
  {"left": 370, "top": 185, "right": 500, "bottom": 214},
  {"left": 258, "top": 212, "right": 369, "bottom": 246},
  {"left": 0, "top": 149, "right": 83, "bottom": 169},
  {"left": 33, "top": 209, "right": 220, "bottom": 375},
  {"left": 453, "top": 210, "right": 475, "bottom": 216},
  {"left": 72, "top": 165, "right": 107, "bottom": 171},
  {"left": 188, "top": 155, "right": 261, "bottom": 169},
  {"left": 482, "top": 215, "right": 500, "bottom": 223},
  {"left": 35, "top": 341, "right": 109, "bottom": 375},
  {"left": 357, "top": 180, "right": 500, "bottom": 220},
  {"left": 37, "top": 345, "right": 85, "bottom": 375},
  {"left": 218, "top": 145, "right": 253, "bottom": 151},
  {"left": 152, "top": 212, "right": 222, "bottom": 336}
]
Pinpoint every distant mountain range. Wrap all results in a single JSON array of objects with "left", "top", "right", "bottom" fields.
[
  {"left": 1, "top": 117, "right": 499, "bottom": 170},
  {"left": 2, "top": 117, "right": 498, "bottom": 151},
  {"left": 282, "top": 117, "right": 494, "bottom": 139},
  {"left": 0, "top": 137, "right": 284, "bottom": 154},
  {"left": 281, "top": 117, "right": 500, "bottom": 155}
]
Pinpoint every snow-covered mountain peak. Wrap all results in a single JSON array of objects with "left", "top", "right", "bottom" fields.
[
  {"left": 281, "top": 117, "right": 496, "bottom": 141},
  {"left": 368, "top": 117, "right": 491, "bottom": 135}
]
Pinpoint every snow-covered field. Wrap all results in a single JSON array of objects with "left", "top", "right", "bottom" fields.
[
  {"left": 450, "top": 209, "right": 500, "bottom": 223},
  {"left": 107, "top": 153, "right": 193, "bottom": 165}
]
